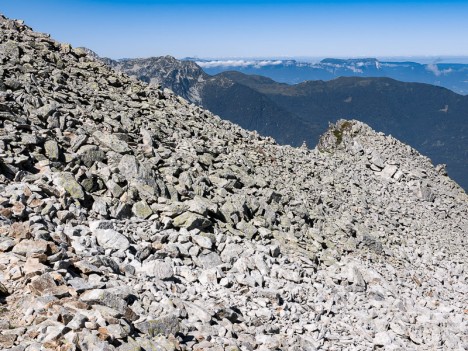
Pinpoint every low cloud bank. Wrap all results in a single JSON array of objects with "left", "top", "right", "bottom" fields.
[{"left": 197, "top": 60, "right": 284, "bottom": 68}]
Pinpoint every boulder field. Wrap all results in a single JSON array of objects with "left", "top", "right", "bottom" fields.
[{"left": 0, "top": 15, "right": 467, "bottom": 351}]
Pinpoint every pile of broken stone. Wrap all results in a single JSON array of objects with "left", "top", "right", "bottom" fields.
[{"left": 0, "top": 14, "right": 467, "bottom": 351}]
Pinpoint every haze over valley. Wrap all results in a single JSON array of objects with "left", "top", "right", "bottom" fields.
[{"left": 194, "top": 57, "right": 468, "bottom": 95}]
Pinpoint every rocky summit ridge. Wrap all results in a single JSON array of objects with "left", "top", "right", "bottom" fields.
[{"left": 0, "top": 15, "right": 467, "bottom": 351}]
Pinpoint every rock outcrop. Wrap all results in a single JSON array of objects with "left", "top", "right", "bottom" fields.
[{"left": 0, "top": 15, "right": 467, "bottom": 351}]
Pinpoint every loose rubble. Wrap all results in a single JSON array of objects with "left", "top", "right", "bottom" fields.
[{"left": 0, "top": 15, "right": 467, "bottom": 351}]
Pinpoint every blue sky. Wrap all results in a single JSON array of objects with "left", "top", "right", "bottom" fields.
[{"left": 2, "top": 0, "right": 468, "bottom": 59}]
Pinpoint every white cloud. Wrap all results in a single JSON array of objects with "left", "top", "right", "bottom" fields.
[
  {"left": 427, "top": 63, "right": 441, "bottom": 76},
  {"left": 349, "top": 66, "right": 363, "bottom": 73},
  {"left": 426, "top": 63, "right": 453, "bottom": 76},
  {"left": 197, "top": 60, "right": 284, "bottom": 68}
]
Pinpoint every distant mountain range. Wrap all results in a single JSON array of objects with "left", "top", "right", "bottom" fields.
[
  {"left": 191, "top": 58, "right": 468, "bottom": 95},
  {"left": 102, "top": 55, "right": 468, "bottom": 190}
]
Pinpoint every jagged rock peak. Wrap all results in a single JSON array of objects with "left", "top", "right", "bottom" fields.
[
  {"left": 106, "top": 55, "right": 207, "bottom": 103},
  {"left": 0, "top": 13, "right": 467, "bottom": 351}
]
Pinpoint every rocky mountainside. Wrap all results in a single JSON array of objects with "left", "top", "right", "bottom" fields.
[
  {"left": 195, "top": 57, "right": 468, "bottom": 95},
  {"left": 1, "top": 14, "right": 468, "bottom": 351},
  {"left": 108, "top": 57, "right": 468, "bottom": 191}
]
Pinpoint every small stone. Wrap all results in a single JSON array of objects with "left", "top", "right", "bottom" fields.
[
  {"left": 77, "top": 145, "right": 106, "bottom": 167},
  {"left": 0, "top": 282, "right": 8, "bottom": 295},
  {"left": 374, "top": 331, "right": 393, "bottom": 346},
  {"left": 140, "top": 261, "right": 174, "bottom": 280},
  {"left": 173, "top": 212, "right": 212, "bottom": 230},
  {"left": 0, "top": 237, "right": 15, "bottom": 252},
  {"left": 370, "top": 150, "right": 385, "bottom": 168},
  {"left": 187, "top": 196, "right": 218, "bottom": 215},
  {"left": 44, "top": 140, "right": 60, "bottom": 160},
  {"left": 198, "top": 268, "right": 218, "bottom": 285},
  {"left": 135, "top": 314, "right": 180, "bottom": 337},
  {"left": 118, "top": 154, "right": 140, "bottom": 179},
  {"left": 94, "top": 229, "right": 130, "bottom": 250},
  {"left": 198, "top": 252, "right": 222, "bottom": 269},
  {"left": 8, "top": 222, "right": 31, "bottom": 239},
  {"left": 74, "top": 260, "right": 102, "bottom": 274},
  {"left": 68, "top": 277, "right": 104, "bottom": 293},
  {"left": 67, "top": 313, "right": 88, "bottom": 330},
  {"left": 29, "top": 273, "right": 69, "bottom": 297},
  {"left": 42, "top": 324, "right": 67, "bottom": 343},
  {"left": 80, "top": 289, "right": 129, "bottom": 314},
  {"left": 236, "top": 221, "right": 258, "bottom": 239},
  {"left": 0, "top": 334, "right": 17, "bottom": 348},
  {"left": 13, "top": 239, "right": 48, "bottom": 256},
  {"left": 379, "top": 164, "right": 398, "bottom": 180},
  {"left": 11, "top": 201, "right": 26, "bottom": 217},
  {"left": 270, "top": 245, "right": 281, "bottom": 257},
  {"left": 132, "top": 200, "right": 153, "bottom": 219},
  {"left": 24, "top": 257, "right": 49, "bottom": 276},
  {"left": 107, "top": 179, "right": 124, "bottom": 198},
  {"left": 192, "top": 234, "right": 213, "bottom": 249},
  {"left": 184, "top": 302, "right": 212, "bottom": 323},
  {"left": 54, "top": 172, "right": 85, "bottom": 200},
  {"left": 102, "top": 324, "right": 129, "bottom": 339},
  {"left": 93, "top": 130, "right": 130, "bottom": 154}
]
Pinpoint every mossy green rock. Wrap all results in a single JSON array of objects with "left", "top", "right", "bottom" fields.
[
  {"left": 173, "top": 211, "right": 212, "bottom": 230},
  {"left": 135, "top": 314, "right": 180, "bottom": 337},
  {"left": 132, "top": 200, "right": 152, "bottom": 219},
  {"left": 56, "top": 172, "right": 85, "bottom": 200},
  {"left": 77, "top": 145, "right": 106, "bottom": 167},
  {"left": 81, "top": 178, "right": 95, "bottom": 192},
  {"left": 44, "top": 140, "right": 60, "bottom": 161}
]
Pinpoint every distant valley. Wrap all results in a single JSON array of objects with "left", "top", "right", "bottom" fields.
[
  {"left": 194, "top": 58, "right": 468, "bottom": 95},
  {"left": 104, "top": 55, "right": 468, "bottom": 190}
]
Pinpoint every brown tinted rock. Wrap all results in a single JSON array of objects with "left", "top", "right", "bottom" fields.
[
  {"left": 24, "top": 257, "right": 49, "bottom": 277},
  {"left": 13, "top": 239, "right": 48, "bottom": 256},
  {"left": 8, "top": 222, "right": 31, "bottom": 239},
  {"left": 0, "top": 334, "right": 17, "bottom": 348},
  {"left": 30, "top": 273, "right": 56, "bottom": 295}
]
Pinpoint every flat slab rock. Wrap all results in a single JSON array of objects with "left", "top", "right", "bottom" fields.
[{"left": 93, "top": 228, "right": 130, "bottom": 250}]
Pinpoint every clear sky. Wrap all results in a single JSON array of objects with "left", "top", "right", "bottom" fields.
[{"left": 2, "top": 0, "right": 468, "bottom": 59}]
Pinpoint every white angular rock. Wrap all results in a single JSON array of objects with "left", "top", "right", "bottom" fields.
[
  {"left": 94, "top": 229, "right": 130, "bottom": 250},
  {"left": 140, "top": 261, "right": 174, "bottom": 280}
]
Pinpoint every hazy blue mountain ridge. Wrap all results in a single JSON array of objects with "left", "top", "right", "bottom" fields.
[{"left": 194, "top": 58, "right": 468, "bottom": 95}]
